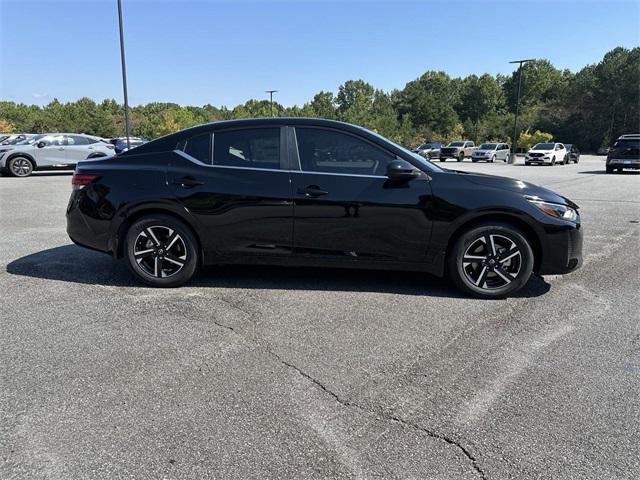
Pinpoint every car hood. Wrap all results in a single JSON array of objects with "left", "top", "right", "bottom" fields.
[{"left": 452, "top": 170, "right": 579, "bottom": 209}]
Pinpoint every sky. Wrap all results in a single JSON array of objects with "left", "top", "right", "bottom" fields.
[{"left": 1, "top": 0, "right": 638, "bottom": 107}]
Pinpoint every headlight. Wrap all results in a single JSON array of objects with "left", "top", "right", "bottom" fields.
[{"left": 527, "top": 198, "right": 578, "bottom": 222}]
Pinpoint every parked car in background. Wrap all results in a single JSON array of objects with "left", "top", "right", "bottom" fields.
[
  {"left": 471, "top": 143, "right": 511, "bottom": 163},
  {"left": 606, "top": 134, "right": 640, "bottom": 173},
  {"left": 597, "top": 146, "right": 611, "bottom": 155},
  {"left": 564, "top": 144, "right": 580, "bottom": 163},
  {"left": 111, "top": 137, "right": 148, "bottom": 154},
  {"left": 439, "top": 141, "right": 476, "bottom": 162},
  {"left": 0, "top": 133, "right": 114, "bottom": 177},
  {"left": 413, "top": 142, "right": 443, "bottom": 159},
  {"left": 67, "top": 118, "right": 583, "bottom": 299},
  {"left": 1, "top": 134, "right": 34, "bottom": 145},
  {"left": 525, "top": 143, "right": 567, "bottom": 166}
]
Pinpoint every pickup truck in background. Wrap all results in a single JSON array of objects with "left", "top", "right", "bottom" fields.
[{"left": 439, "top": 140, "right": 476, "bottom": 162}]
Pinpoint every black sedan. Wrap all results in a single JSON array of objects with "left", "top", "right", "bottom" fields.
[
  {"left": 66, "top": 118, "right": 583, "bottom": 298},
  {"left": 564, "top": 144, "right": 580, "bottom": 164}
]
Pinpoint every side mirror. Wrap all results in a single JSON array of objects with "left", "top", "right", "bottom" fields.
[
  {"left": 37, "top": 141, "right": 46, "bottom": 148},
  {"left": 386, "top": 160, "right": 420, "bottom": 180}
]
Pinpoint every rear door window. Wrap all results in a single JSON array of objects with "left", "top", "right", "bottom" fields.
[
  {"left": 182, "top": 132, "right": 212, "bottom": 164},
  {"left": 212, "top": 128, "right": 280, "bottom": 169}
]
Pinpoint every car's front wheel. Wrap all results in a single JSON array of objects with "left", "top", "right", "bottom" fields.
[
  {"left": 458, "top": 152, "right": 464, "bottom": 162},
  {"left": 125, "top": 214, "right": 199, "bottom": 287},
  {"left": 448, "top": 223, "right": 534, "bottom": 298},
  {"left": 7, "top": 156, "right": 34, "bottom": 177}
]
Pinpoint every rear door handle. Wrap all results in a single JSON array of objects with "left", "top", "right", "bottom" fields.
[
  {"left": 297, "top": 186, "right": 328, "bottom": 197},
  {"left": 172, "top": 176, "right": 205, "bottom": 188}
]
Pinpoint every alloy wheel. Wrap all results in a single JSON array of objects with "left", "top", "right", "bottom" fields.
[
  {"left": 10, "top": 158, "right": 32, "bottom": 177},
  {"left": 133, "top": 226, "right": 188, "bottom": 278},
  {"left": 462, "top": 234, "right": 522, "bottom": 290}
]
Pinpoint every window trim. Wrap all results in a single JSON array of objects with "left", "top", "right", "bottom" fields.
[{"left": 290, "top": 125, "right": 396, "bottom": 178}]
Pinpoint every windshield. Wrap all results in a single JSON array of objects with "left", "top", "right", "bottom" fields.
[
  {"left": 448, "top": 142, "right": 464, "bottom": 147},
  {"left": 532, "top": 143, "right": 555, "bottom": 150},
  {"left": 17, "top": 135, "right": 42, "bottom": 145},
  {"left": 362, "top": 129, "right": 444, "bottom": 173},
  {"left": 479, "top": 143, "right": 497, "bottom": 150},
  {"left": 613, "top": 139, "right": 640, "bottom": 149}
]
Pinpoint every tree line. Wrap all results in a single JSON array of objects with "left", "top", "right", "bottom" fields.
[{"left": 0, "top": 46, "right": 637, "bottom": 151}]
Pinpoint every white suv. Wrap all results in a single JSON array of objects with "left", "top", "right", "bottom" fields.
[
  {"left": 525, "top": 142, "right": 568, "bottom": 166},
  {"left": 0, "top": 134, "right": 114, "bottom": 177}
]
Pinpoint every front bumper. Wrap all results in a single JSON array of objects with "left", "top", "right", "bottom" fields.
[
  {"left": 526, "top": 156, "right": 552, "bottom": 164},
  {"left": 538, "top": 223, "right": 583, "bottom": 275}
]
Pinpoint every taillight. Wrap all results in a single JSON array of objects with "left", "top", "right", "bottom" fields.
[{"left": 72, "top": 173, "right": 99, "bottom": 189}]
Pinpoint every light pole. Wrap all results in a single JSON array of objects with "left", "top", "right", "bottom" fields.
[
  {"left": 265, "top": 90, "right": 278, "bottom": 117},
  {"left": 509, "top": 59, "right": 534, "bottom": 163},
  {"left": 117, "top": 0, "right": 131, "bottom": 150}
]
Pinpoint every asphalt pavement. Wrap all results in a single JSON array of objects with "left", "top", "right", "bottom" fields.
[{"left": 1, "top": 155, "right": 638, "bottom": 479}]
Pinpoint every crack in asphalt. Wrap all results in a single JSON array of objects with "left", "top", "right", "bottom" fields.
[{"left": 208, "top": 295, "right": 487, "bottom": 480}]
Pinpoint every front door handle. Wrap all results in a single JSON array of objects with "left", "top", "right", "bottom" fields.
[
  {"left": 172, "top": 176, "right": 205, "bottom": 188},
  {"left": 297, "top": 185, "right": 328, "bottom": 197}
]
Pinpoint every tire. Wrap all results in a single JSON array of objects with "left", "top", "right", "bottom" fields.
[
  {"left": 574, "top": 156, "right": 579, "bottom": 164},
  {"left": 440, "top": 158, "right": 446, "bottom": 162},
  {"left": 125, "top": 214, "right": 199, "bottom": 287},
  {"left": 7, "top": 156, "right": 34, "bottom": 177},
  {"left": 606, "top": 165, "right": 614, "bottom": 174},
  {"left": 447, "top": 222, "right": 534, "bottom": 298},
  {"left": 551, "top": 156, "right": 556, "bottom": 166},
  {"left": 472, "top": 159, "right": 478, "bottom": 163},
  {"left": 490, "top": 155, "right": 495, "bottom": 163},
  {"left": 525, "top": 161, "right": 531, "bottom": 166},
  {"left": 505, "top": 154, "right": 510, "bottom": 163}
]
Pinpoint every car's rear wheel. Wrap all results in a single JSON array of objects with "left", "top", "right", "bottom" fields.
[
  {"left": 448, "top": 223, "right": 534, "bottom": 298},
  {"left": 125, "top": 214, "right": 199, "bottom": 287},
  {"left": 458, "top": 152, "right": 464, "bottom": 162},
  {"left": 505, "top": 154, "right": 510, "bottom": 163},
  {"left": 8, "top": 156, "right": 34, "bottom": 177}
]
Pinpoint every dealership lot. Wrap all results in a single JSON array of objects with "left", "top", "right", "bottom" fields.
[{"left": 1, "top": 155, "right": 638, "bottom": 479}]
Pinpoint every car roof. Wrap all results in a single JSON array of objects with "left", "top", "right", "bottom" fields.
[
  {"left": 123, "top": 117, "right": 409, "bottom": 157},
  {"left": 618, "top": 134, "right": 640, "bottom": 139}
]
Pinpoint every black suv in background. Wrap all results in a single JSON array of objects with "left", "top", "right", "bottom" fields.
[{"left": 606, "top": 134, "right": 640, "bottom": 173}]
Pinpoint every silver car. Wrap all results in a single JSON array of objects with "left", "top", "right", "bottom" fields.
[
  {"left": 0, "top": 133, "right": 114, "bottom": 177},
  {"left": 471, "top": 143, "right": 511, "bottom": 163},
  {"left": 413, "top": 142, "right": 443, "bottom": 160}
]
